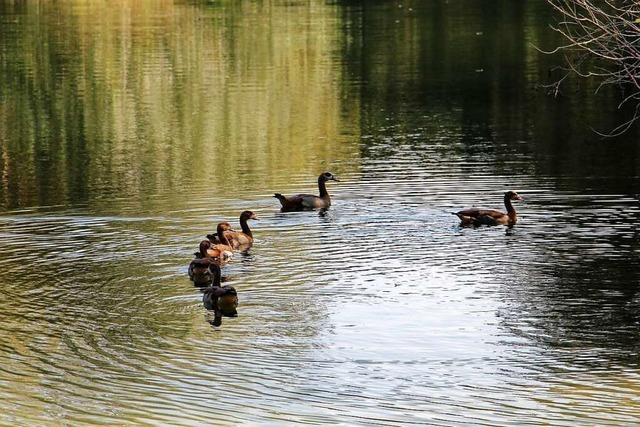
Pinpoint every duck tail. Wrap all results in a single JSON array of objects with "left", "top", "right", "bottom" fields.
[
  {"left": 273, "top": 193, "right": 286, "bottom": 205},
  {"left": 451, "top": 212, "right": 468, "bottom": 222}
]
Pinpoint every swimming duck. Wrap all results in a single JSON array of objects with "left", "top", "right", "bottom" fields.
[
  {"left": 188, "top": 240, "right": 227, "bottom": 286},
  {"left": 224, "top": 210, "right": 258, "bottom": 249},
  {"left": 274, "top": 172, "right": 340, "bottom": 211},
  {"left": 202, "top": 263, "right": 238, "bottom": 326},
  {"left": 454, "top": 191, "right": 524, "bottom": 226},
  {"left": 205, "top": 222, "right": 235, "bottom": 260},
  {"left": 188, "top": 254, "right": 214, "bottom": 287},
  {"left": 206, "top": 224, "right": 237, "bottom": 245}
]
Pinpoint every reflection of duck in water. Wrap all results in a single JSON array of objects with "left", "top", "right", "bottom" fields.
[
  {"left": 202, "top": 263, "right": 238, "bottom": 327},
  {"left": 454, "top": 191, "right": 524, "bottom": 226},
  {"left": 274, "top": 172, "right": 340, "bottom": 211}
]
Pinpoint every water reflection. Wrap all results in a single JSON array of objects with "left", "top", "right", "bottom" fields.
[
  {"left": 0, "top": 0, "right": 640, "bottom": 425},
  {"left": 500, "top": 194, "right": 640, "bottom": 362},
  {"left": 0, "top": 0, "right": 360, "bottom": 211},
  {"left": 343, "top": 0, "right": 640, "bottom": 189}
]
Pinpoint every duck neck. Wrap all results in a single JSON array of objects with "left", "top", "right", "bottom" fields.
[
  {"left": 504, "top": 195, "right": 516, "bottom": 215},
  {"left": 217, "top": 225, "right": 230, "bottom": 246},
  {"left": 199, "top": 241, "right": 210, "bottom": 257},
  {"left": 211, "top": 266, "right": 221, "bottom": 287},
  {"left": 318, "top": 177, "right": 329, "bottom": 198},
  {"left": 240, "top": 217, "right": 252, "bottom": 237}
]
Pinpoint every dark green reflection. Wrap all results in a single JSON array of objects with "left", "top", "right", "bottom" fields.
[{"left": 339, "top": 0, "right": 640, "bottom": 191}]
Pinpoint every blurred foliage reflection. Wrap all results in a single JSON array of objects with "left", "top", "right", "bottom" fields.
[{"left": 0, "top": 0, "right": 360, "bottom": 211}]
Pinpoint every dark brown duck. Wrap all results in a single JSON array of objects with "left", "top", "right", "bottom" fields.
[
  {"left": 454, "top": 191, "right": 524, "bottom": 226},
  {"left": 274, "top": 172, "right": 339, "bottom": 212},
  {"left": 202, "top": 263, "right": 238, "bottom": 326},
  {"left": 188, "top": 240, "right": 226, "bottom": 286},
  {"left": 224, "top": 210, "right": 258, "bottom": 249}
]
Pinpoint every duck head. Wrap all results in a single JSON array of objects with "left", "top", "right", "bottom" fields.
[
  {"left": 217, "top": 221, "right": 233, "bottom": 231},
  {"left": 319, "top": 172, "right": 340, "bottom": 182},
  {"left": 505, "top": 191, "right": 523, "bottom": 201},
  {"left": 240, "top": 210, "right": 258, "bottom": 221},
  {"left": 199, "top": 240, "right": 212, "bottom": 257}
]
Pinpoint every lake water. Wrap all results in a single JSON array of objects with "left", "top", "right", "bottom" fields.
[{"left": 1, "top": 1, "right": 639, "bottom": 425}]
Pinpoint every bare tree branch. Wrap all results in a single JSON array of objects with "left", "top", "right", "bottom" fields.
[{"left": 545, "top": 0, "right": 640, "bottom": 135}]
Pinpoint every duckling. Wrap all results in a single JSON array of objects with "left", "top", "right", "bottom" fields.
[
  {"left": 454, "top": 191, "right": 524, "bottom": 226},
  {"left": 224, "top": 211, "right": 258, "bottom": 249},
  {"left": 274, "top": 172, "right": 340, "bottom": 212},
  {"left": 202, "top": 263, "right": 238, "bottom": 326}
]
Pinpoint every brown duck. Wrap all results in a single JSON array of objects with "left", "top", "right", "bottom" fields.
[
  {"left": 207, "top": 212, "right": 257, "bottom": 249},
  {"left": 454, "top": 191, "right": 524, "bottom": 226},
  {"left": 204, "top": 222, "right": 235, "bottom": 260},
  {"left": 188, "top": 241, "right": 219, "bottom": 286},
  {"left": 225, "top": 210, "right": 258, "bottom": 249},
  {"left": 274, "top": 172, "right": 340, "bottom": 212},
  {"left": 202, "top": 263, "right": 238, "bottom": 326},
  {"left": 188, "top": 256, "right": 214, "bottom": 287},
  {"left": 188, "top": 230, "right": 234, "bottom": 286}
]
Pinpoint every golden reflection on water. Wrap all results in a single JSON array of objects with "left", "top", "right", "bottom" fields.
[{"left": 0, "top": 0, "right": 360, "bottom": 210}]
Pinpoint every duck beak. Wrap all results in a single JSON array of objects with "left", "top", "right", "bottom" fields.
[
  {"left": 516, "top": 195, "right": 524, "bottom": 201},
  {"left": 332, "top": 176, "right": 340, "bottom": 182}
]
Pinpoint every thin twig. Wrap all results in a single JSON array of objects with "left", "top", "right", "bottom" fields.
[{"left": 544, "top": 0, "right": 640, "bottom": 135}]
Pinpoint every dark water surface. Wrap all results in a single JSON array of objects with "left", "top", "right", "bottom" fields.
[{"left": 1, "top": 1, "right": 639, "bottom": 425}]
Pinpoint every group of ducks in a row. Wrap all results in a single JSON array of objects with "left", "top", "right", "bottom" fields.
[
  {"left": 188, "top": 211, "right": 257, "bottom": 326},
  {"left": 188, "top": 171, "right": 524, "bottom": 326}
]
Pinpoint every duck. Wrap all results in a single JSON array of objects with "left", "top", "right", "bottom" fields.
[
  {"left": 202, "top": 263, "right": 238, "bottom": 326},
  {"left": 188, "top": 239, "right": 228, "bottom": 286},
  {"left": 206, "top": 224, "right": 236, "bottom": 245},
  {"left": 224, "top": 210, "right": 258, "bottom": 249},
  {"left": 454, "top": 191, "right": 524, "bottom": 226},
  {"left": 188, "top": 253, "right": 215, "bottom": 287},
  {"left": 274, "top": 172, "right": 340, "bottom": 211},
  {"left": 205, "top": 222, "right": 235, "bottom": 260}
]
